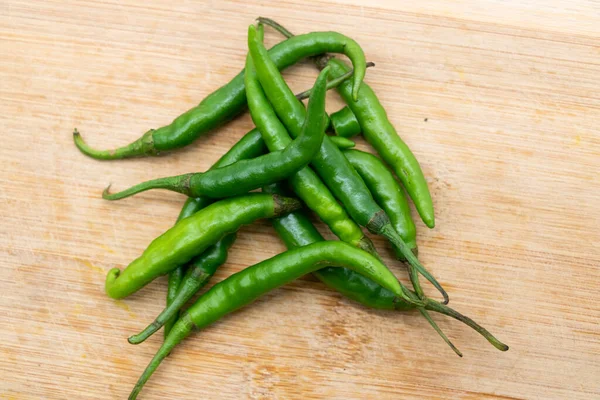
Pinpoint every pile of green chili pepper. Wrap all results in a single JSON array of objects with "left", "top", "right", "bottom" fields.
[{"left": 74, "top": 19, "right": 508, "bottom": 399}]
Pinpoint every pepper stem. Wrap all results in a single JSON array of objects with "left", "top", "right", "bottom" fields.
[
  {"left": 73, "top": 128, "right": 158, "bottom": 160},
  {"left": 102, "top": 173, "right": 195, "bottom": 200},
  {"left": 424, "top": 298, "right": 509, "bottom": 352},
  {"left": 354, "top": 235, "right": 425, "bottom": 308},
  {"left": 257, "top": 17, "right": 294, "bottom": 38},
  {"left": 129, "top": 268, "right": 211, "bottom": 344},
  {"left": 295, "top": 62, "right": 375, "bottom": 101},
  {"left": 129, "top": 314, "right": 194, "bottom": 400},
  {"left": 381, "top": 224, "right": 449, "bottom": 304},
  {"left": 400, "top": 288, "right": 461, "bottom": 356},
  {"left": 418, "top": 308, "right": 462, "bottom": 357},
  {"left": 407, "top": 263, "right": 426, "bottom": 300}
]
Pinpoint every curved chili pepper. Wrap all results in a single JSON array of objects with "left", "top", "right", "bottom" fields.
[
  {"left": 266, "top": 183, "right": 508, "bottom": 356},
  {"left": 128, "top": 241, "right": 416, "bottom": 399},
  {"left": 249, "top": 22, "right": 449, "bottom": 304},
  {"left": 104, "top": 193, "right": 301, "bottom": 299},
  {"left": 73, "top": 30, "right": 366, "bottom": 160},
  {"left": 257, "top": 17, "right": 436, "bottom": 229},
  {"left": 245, "top": 24, "right": 376, "bottom": 255},
  {"left": 101, "top": 56, "right": 330, "bottom": 201}
]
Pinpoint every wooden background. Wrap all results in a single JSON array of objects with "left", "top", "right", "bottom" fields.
[{"left": 1, "top": 1, "right": 599, "bottom": 399}]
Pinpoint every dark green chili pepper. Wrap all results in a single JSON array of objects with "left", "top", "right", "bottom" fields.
[
  {"left": 133, "top": 233, "right": 236, "bottom": 344},
  {"left": 265, "top": 183, "right": 508, "bottom": 356},
  {"left": 73, "top": 31, "right": 366, "bottom": 160},
  {"left": 249, "top": 23, "right": 449, "bottom": 304},
  {"left": 128, "top": 241, "right": 415, "bottom": 400},
  {"left": 101, "top": 57, "right": 330, "bottom": 201},
  {"left": 343, "top": 148, "right": 424, "bottom": 298},
  {"left": 258, "top": 17, "right": 436, "bottom": 229},
  {"left": 163, "top": 129, "right": 267, "bottom": 337},
  {"left": 104, "top": 193, "right": 301, "bottom": 299},
  {"left": 330, "top": 106, "right": 361, "bottom": 138},
  {"left": 245, "top": 25, "right": 375, "bottom": 255},
  {"left": 344, "top": 149, "right": 417, "bottom": 252},
  {"left": 342, "top": 148, "right": 425, "bottom": 297},
  {"left": 322, "top": 57, "right": 436, "bottom": 229}
]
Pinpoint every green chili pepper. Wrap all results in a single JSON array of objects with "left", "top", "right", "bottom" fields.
[
  {"left": 249, "top": 22, "right": 448, "bottom": 304},
  {"left": 342, "top": 148, "right": 425, "bottom": 296},
  {"left": 344, "top": 149, "right": 417, "bottom": 252},
  {"left": 257, "top": 17, "right": 436, "bottom": 229},
  {"left": 343, "top": 148, "right": 422, "bottom": 295},
  {"left": 163, "top": 129, "right": 267, "bottom": 337},
  {"left": 101, "top": 55, "right": 330, "bottom": 201},
  {"left": 163, "top": 199, "right": 203, "bottom": 337},
  {"left": 104, "top": 193, "right": 301, "bottom": 299},
  {"left": 128, "top": 241, "right": 416, "bottom": 400},
  {"left": 327, "top": 135, "right": 355, "bottom": 149},
  {"left": 322, "top": 57, "right": 436, "bottom": 229},
  {"left": 73, "top": 30, "right": 366, "bottom": 160},
  {"left": 134, "top": 233, "right": 236, "bottom": 344},
  {"left": 265, "top": 183, "right": 508, "bottom": 356},
  {"left": 330, "top": 106, "right": 361, "bottom": 138},
  {"left": 245, "top": 24, "right": 375, "bottom": 255}
]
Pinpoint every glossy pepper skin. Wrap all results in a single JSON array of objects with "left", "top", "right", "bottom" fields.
[
  {"left": 249, "top": 21, "right": 448, "bottom": 303},
  {"left": 265, "top": 183, "right": 507, "bottom": 355},
  {"left": 245, "top": 25, "right": 375, "bottom": 255},
  {"left": 128, "top": 241, "right": 413, "bottom": 400},
  {"left": 257, "top": 17, "right": 436, "bottom": 229},
  {"left": 320, "top": 57, "right": 436, "bottom": 229},
  {"left": 267, "top": 185, "right": 414, "bottom": 310},
  {"left": 330, "top": 106, "right": 361, "bottom": 138},
  {"left": 163, "top": 129, "right": 267, "bottom": 337},
  {"left": 73, "top": 31, "right": 366, "bottom": 160},
  {"left": 341, "top": 148, "right": 430, "bottom": 298},
  {"left": 134, "top": 233, "right": 237, "bottom": 344},
  {"left": 344, "top": 149, "right": 417, "bottom": 253},
  {"left": 104, "top": 193, "right": 301, "bottom": 299},
  {"left": 101, "top": 63, "right": 329, "bottom": 201}
]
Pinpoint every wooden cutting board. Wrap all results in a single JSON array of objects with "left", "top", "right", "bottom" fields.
[{"left": 1, "top": 1, "right": 599, "bottom": 399}]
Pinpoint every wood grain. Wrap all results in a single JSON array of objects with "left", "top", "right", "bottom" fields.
[{"left": 1, "top": 1, "right": 599, "bottom": 399}]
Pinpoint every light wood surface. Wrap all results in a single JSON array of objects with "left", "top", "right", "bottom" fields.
[{"left": 2, "top": 1, "right": 599, "bottom": 399}]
